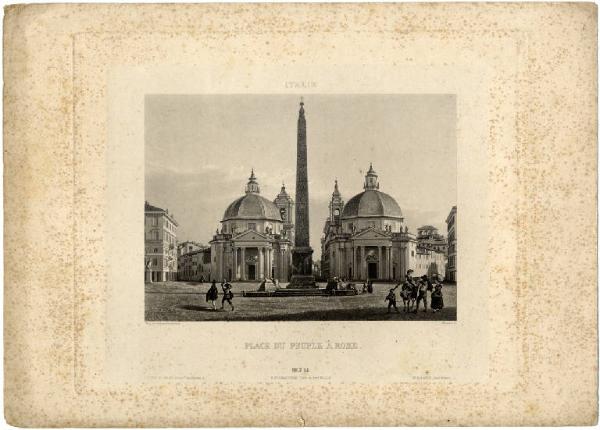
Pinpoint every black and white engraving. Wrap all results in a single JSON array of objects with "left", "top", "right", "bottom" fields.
[{"left": 144, "top": 95, "right": 457, "bottom": 321}]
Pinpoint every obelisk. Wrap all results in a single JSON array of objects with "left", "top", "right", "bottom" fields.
[{"left": 288, "top": 98, "right": 317, "bottom": 288}]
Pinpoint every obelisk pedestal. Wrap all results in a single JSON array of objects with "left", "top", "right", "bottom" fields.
[{"left": 288, "top": 99, "right": 317, "bottom": 288}]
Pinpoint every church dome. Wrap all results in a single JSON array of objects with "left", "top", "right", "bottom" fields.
[
  {"left": 342, "top": 190, "right": 403, "bottom": 219},
  {"left": 341, "top": 163, "right": 403, "bottom": 219},
  {"left": 222, "top": 170, "right": 283, "bottom": 222}
]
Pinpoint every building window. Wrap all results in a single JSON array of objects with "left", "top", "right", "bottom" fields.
[
  {"left": 411, "top": 250, "right": 414, "bottom": 257},
  {"left": 152, "top": 258, "right": 158, "bottom": 266}
]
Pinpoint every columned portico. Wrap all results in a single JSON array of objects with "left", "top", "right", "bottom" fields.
[
  {"left": 224, "top": 236, "right": 291, "bottom": 282},
  {"left": 342, "top": 234, "right": 406, "bottom": 281}
]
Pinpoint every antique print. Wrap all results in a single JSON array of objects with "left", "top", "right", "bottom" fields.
[
  {"left": 144, "top": 94, "right": 457, "bottom": 321},
  {"left": 4, "top": 3, "right": 597, "bottom": 427}
]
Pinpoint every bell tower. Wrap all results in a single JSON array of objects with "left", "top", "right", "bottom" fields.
[
  {"left": 329, "top": 179, "right": 344, "bottom": 230},
  {"left": 274, "top": 182, "right": 295, "bottom": 242}
]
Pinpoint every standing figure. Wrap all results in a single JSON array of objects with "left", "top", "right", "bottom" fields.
[
  {"left": 405, "top": 270, "right": 417, "bottom": 311},
  {"left": 206, "top": 280, "right": 219, "bottom": 310},
  {"left": 431, "top": 283, "right": 444, "bottom": 312},
  {"left": 415, "top": 279, "right": 428, "bottom": 313},
  {"left": 367, "top": 279, "right": 374, "bottom": 294},
  {"left": 220, "top": 279, "right": 235, "bottom": 311},
  {"left": 423, "top": 275, "right": 434, "bottom": 309},
  {"left": 385, "top": 285, "right": 400, "bottom": 313},
  {"left": 400, "top": 282, "right": 412, "bottom": 312}
]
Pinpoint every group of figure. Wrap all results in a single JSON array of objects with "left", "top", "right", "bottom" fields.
[
  {"left": 326, "top": 277, "right": 380, "bottom": 294},
  {"left": 326, "top": 277, "right": 359, "bottom": 294},
  {"left": 385, "top": 270, "right": 444, "bottom": 314},
  {"left": 205, "top": 280, "right": 235, "bottom": 311}
]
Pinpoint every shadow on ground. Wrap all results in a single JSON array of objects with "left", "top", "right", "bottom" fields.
[{"left": 178, "top": 305, "right": 217, "bottom": 312}]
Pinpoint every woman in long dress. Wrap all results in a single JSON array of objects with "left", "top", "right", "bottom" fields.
[{"left": 431, "top": 284, "right": 444, "bottom": 312}]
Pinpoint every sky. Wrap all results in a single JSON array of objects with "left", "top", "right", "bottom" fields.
[{"left": 145, "top": 94, "right": 456, "bottom": 260}]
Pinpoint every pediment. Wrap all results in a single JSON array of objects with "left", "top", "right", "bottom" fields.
[
  {"left": 352, "top": 227, "right": 390, "bottom": 240},
  {"left": 232, "top": 230, "right": 270, "bottom": 242}
]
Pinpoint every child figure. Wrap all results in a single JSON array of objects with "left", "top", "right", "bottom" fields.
[
  {"left": 431, "top": 283, "right": 444, "bottom": 312},
  {"left": 385, "top": 285, "right": 400, "bottom": 313}
]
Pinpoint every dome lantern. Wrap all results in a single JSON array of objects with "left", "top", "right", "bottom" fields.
[
  {"left": 364, "top": 163, "right": 379, "bottom": 190},
  {"left": 245, "top": 168, "right": 260, "bottom": 194}
]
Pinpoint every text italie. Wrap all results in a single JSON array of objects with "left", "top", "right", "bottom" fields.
[
  {"left": 284, "top": 81, "right": 317, "bottom": 89},
  {"left": 245, "top": 341, "right": 359, "bottom": 350}
]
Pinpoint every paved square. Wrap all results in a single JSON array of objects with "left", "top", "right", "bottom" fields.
[{"left": 145, "top": 282, "right": 457, "bottom": 321}]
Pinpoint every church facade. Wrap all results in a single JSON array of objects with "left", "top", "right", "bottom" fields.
[
  {"left": 209, "top": 170, "right": 295, "bottom": 282},
  {"left": 320, "top": 165, "right": 447, "bottom": 282}
]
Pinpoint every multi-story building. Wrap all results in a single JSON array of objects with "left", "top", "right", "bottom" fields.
[
  {"left": 177, "top": 241, "right": 204, "bottom": 258},
  {"left": 144, "top": 201, "right": 178, "bottom": 282},
  {"left": 445, "top": 206, "right": 457, "bottom": 282},
  {"left": 177, "top": 247, "right": 212, "bottom": 282},
  {"left": 416, "top": 225, "right": 448, "bottom": 255},
  {"left": 320, "top": 164, "right": 447, "bottom": 282}
]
